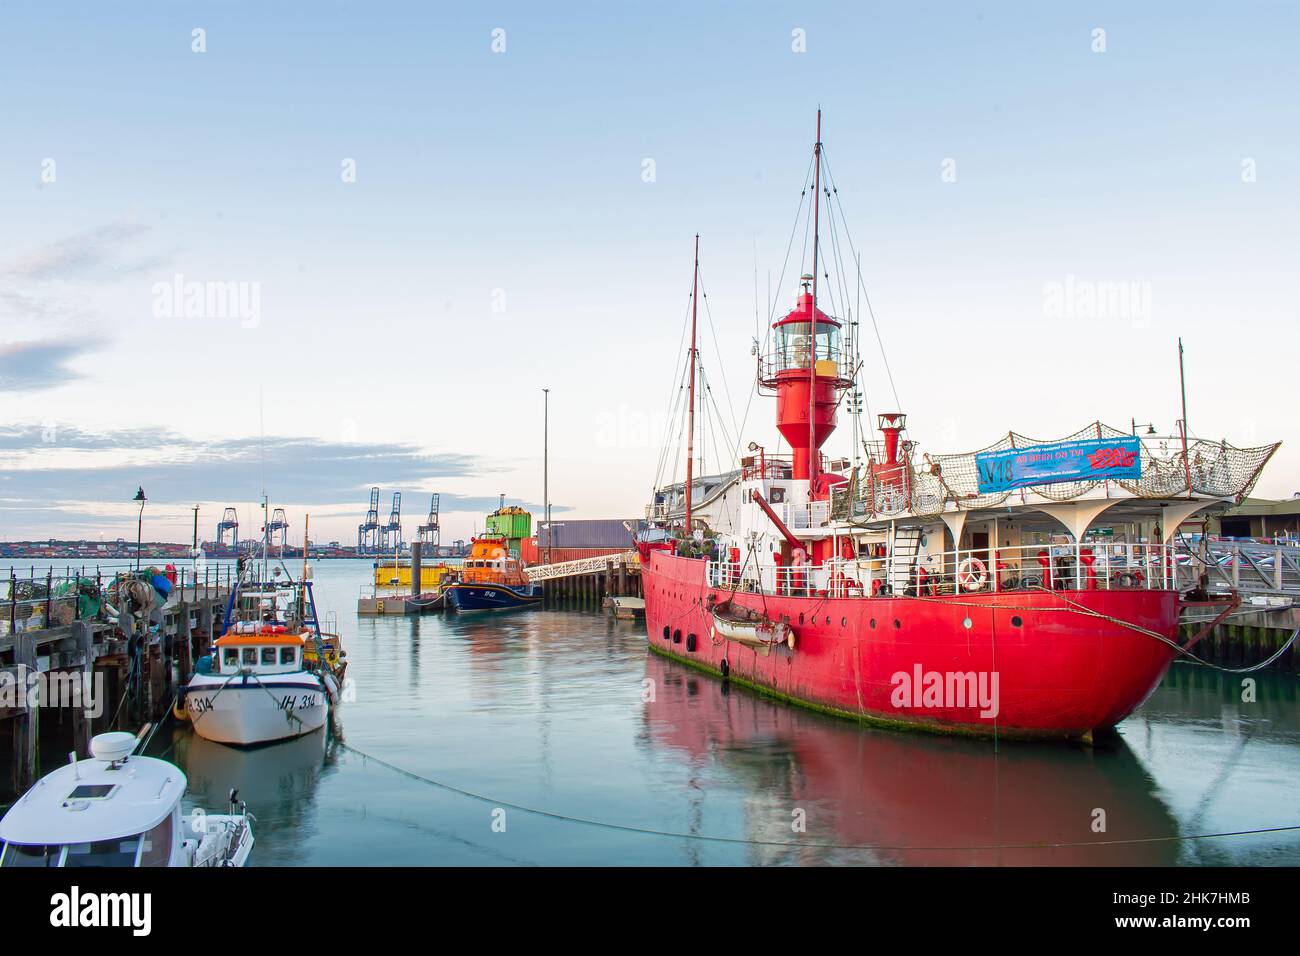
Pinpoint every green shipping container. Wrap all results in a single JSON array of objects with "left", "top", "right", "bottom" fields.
[{"left": 486, "top": 509, "right": 532, "bottom": 539}]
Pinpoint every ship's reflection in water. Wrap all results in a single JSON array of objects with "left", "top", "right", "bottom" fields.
[
  {"left": 174, "top": 728, "right": 337, "bottom": 866},
  {"left": 641, "top": 654, "right": 1186, "bottom": 865}
]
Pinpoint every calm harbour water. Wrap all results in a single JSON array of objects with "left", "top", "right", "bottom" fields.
[{"left": 14, "top": 558, "right": 1300, "bottom": 865}]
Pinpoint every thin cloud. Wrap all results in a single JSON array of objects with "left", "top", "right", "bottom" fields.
[
  {"left": 2, "top": 223, "right": 153, "bottom": 281},
  {"left": 0, "top": 340, "right": 101, "bottom": 392}
]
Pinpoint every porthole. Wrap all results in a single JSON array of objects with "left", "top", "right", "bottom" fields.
[
  {"left": 870, "top": 618, "right": 876, "bottom": 629},
  {"left": 686, "top": 633, "right": 697, "bottom": 652},
  {"left": 893, "top": 619, "right": 901, "bottom": 629},
  {"left": 1011, "top": 615, "right": 1023, "bottom": 627},
  {"left": 662, "top": 625, "right": 670, "bottom": 640},
  {"left": 673, "top": 629, "right": 682, "bottom": 644},
  {"left": 799, "top": 613, "right": 805, "bottom": 625},
  {"left": 962, "top": 617, "right": 972, "bottom": 630},
  {"left": 825, "top": 616, "right": 831, "bottom": 625},
  {"left": 841, "top": 617, "right": 848, "bottom": 627}
]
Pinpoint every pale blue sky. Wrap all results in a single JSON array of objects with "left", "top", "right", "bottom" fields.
[{"left": 1, "top": 2, "right": 1296, "bottom": 543}]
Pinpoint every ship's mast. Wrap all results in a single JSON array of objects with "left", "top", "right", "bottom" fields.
[
  {"left": 1178, "top": 337, "right": 1192, "bottom": 494},
  {"left": 808, "top": 109, "right": 823, "bottom": 489},
  {"left": 685, "top": 234, "right": 699, "bottom": 537}
]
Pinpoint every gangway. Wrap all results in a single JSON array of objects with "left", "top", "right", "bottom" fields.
[
  {"left": 525, "top": 550, "right": 640, "bottom": 582},
  {"left": 1177, "top": 537, "right": 1300, "bottom": 597}
]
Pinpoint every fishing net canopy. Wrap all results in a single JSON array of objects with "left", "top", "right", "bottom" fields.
[{"left": 840, "top": 421, "right": 1278, "bottom": 522}]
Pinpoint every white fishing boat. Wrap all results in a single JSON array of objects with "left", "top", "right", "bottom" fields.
[
  {"left": 182, "top": 505, "right": 346, "bottom": 747},
  {"left": 0, "top": 732, "right": 253, "bottom": 867}
]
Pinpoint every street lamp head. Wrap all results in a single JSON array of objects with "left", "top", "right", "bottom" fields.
[{"left": 133, "top": 487, "right": 147, "bottom": 503}]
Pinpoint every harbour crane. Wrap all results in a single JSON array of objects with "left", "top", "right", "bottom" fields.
[
  {"left": 216, "top": 508, "right": 239, "bottom": 551},
  {"left": 379, "top": 492, "right": 403, "bottom": 551},
  {"left": 418, "top": 494, "right": 441, "bottom": 550},
  {"left": 357, "top": 486, "right": 380, "bottom": 555},
  {"left": 263, "top": 507, "right": 289, "bottom": 551}
]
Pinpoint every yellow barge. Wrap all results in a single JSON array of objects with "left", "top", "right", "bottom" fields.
[{"left": 372, "top": 561, "right": 455, "bottom": 591}]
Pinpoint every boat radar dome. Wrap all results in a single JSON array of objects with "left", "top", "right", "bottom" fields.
[{"left": 89, "top": 731, "right": 136, "bottom": 764}]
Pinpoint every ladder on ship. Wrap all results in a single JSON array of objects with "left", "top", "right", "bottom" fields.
[{"left": 888, "top": 524, "right": 923, "bottom": 595}]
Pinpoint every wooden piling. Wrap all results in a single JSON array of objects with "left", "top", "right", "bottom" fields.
[
  {"left": 12, "top": 633, "right": 37, "bottom": 792},
  {"left": 72, "top": 621, "right": 93, "bottom": 758}
]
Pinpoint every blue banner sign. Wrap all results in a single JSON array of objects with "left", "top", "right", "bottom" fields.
[{"left": 975, "top": 436, "right": 1142, "bottom": 493}]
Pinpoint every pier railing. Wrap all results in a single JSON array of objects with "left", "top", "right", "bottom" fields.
[{"left": 4, "top": 563, "right": 237, "bottom": 634}]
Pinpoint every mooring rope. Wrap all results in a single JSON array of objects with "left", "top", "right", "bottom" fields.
[
  {"left": 902, "top": 586, "right": 1298, "bottom": 674},
  {"left": 335, "top": 740, "right": 1300, "bottom": 852}
]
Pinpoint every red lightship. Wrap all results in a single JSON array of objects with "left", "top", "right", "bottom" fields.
[{"left": 638, "top": 112, "right": 1278, "bottom": 740}]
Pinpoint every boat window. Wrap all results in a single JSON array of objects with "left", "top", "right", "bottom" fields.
[
  {"left": 63, "top": 835, "right": 142, "bottom": 867},
  {"left": 223, "top": 648, "right": 239, "bottom": 667},
  {"left": 280, "top": 647, "right": 297, "bottom": 665},
  {"left": 242, "top": 648, "right": 258, "bottom": 666},
  {"left": 137, "top": 814, "right": 173, "bottom": 867},
  {"left": 1, "top": 842, "right": 62, "bottom": 867},
  {"left": 261, "top": 647, "right": 277, "bottom": 666},
  {"left": 67, "top": 784, "right": 116, "bottom": 800}
]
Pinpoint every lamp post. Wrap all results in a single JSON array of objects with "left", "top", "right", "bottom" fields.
[
  {"left": 133, "top": 487, "right": 147, "bottom": 571},
  {"left": 542, "top": 387, "right": 550, "bottom": 565}
]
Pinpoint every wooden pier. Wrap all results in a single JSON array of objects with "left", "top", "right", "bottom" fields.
[{"left": 1, "top": 573, "right": 233, "bottom": 799}]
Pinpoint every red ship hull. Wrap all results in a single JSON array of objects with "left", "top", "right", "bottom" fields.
[{"left": 643, "top": 551, "right": 1179, "bottom": 739}]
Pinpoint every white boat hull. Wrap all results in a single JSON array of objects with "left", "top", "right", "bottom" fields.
[
  {"left": 181, "top": 813, "right": 255, "bottom": 867},
  {"left": 185, "top": 673, "right": 327, "bottom": 746}
]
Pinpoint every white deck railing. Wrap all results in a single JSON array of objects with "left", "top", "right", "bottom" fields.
[
  {"left": 705, "top": 542, "right": 1189, "bottom": 597},
  {"left": 524, "top": 551, "right": 639, "bottom": 583}
]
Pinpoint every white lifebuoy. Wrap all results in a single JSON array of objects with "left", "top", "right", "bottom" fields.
[{"left": 956, "top": 556, "right": 988, "bottom": 592}]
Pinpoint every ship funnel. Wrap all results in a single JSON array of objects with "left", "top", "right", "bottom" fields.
[{"left": 878, "top": 413, "right": 907, "bottom": 466}]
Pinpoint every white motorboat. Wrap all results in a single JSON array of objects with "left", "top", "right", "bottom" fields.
[{"left": 0, "top": 732, "right": 253, "bottom": 868}]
